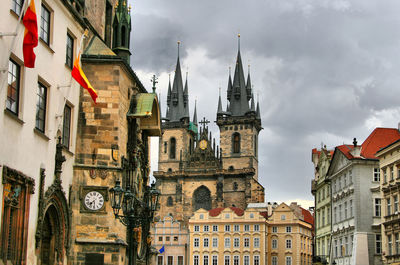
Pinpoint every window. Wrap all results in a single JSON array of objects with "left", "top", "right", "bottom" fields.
[
  {"left": 174, "top": 236, "right": 178, "bottom": 241},
  {"left": 233, "top": 238, "right": 239, "bottom": 248},
  {"left": 35, "top": 82, "right": 47, "bottom": 132},
  {"left": 387, "top": 198, "right": 392, "bottom": 216},
  {"left": 394, "top": 195, "right": 399, "bottom": 213},
  {"left": 234, "top": 225, "right": 239, "bottom": 232},
  {"left": 233, "top": 256, "right": 239, "bottom": 265},
  {"left": 167, "top": 196, "right": 173, "bottom": 206},
  {"left": 345, "top": 236, "right": 349, "bottom": 256},
  {"left": 272, "top": 239, "right": 277, "bottom": 249},
  {"left": 272, "top": 257, "right": 277, "bottom": 265},
  {"left": 253, "top": 256, "right": 259, "bottom": 265},
  {"left": 170, "top": 138, "right": 176, "bottom": 159},
  {"left": 159, "top": 236, "right": 162, "bottom": 241},
  {"left": 396, "top": 233, "right": 400, "bottom": 255},
  {"left": 286, "top": 226, "right": 292, "bottom": 233},
  {"left": 286, "top": 239, "right": 292, "bottom": 248},
  {"left": 375, "top": 198, "right": 381, "bottom": 217},
  {"left": 243, "top": 256, "right": 249, "bottom": 265},
  {"left": 244, "top": 225, "right": 250, "bottom": 231},
  {"left": 225, "top": 214, "right": 230, "bottom": 219},
  {"left": 254, "top": 237, "right": 260, "bottom": 248},
  {"left": 254, "top": 224, "right": 259, "bottom": 231},
  {"left": 391, "top": 167, "right": 394, "bottom": 181},
  {"left": 224, "top": 256, "right": 230, "bottom": 265},
  {"left": 384, "top": 169, "right": 387, "bottom": 183},
  {"left": 224, "top": 237, "right": 230, "bottom": 248},
  {"left": 204, "top": 225, "right": 209, "bottom": 232},
  {"left": 212, "top": 225, "right": 218, "bottom": 232},
  {"left": 166, "top": 236, "right": 170, "bottom": 241},
  {"left": 178, "top": 256, "right": 184, "bottom": 265},
  {"left": 11, "top": 0, "right": 24, "bottom": 15},
  {"left": 212, "top": 238, "right": 218, "bottom": 247},
  {"left": 376, "top": 234, "right": 382, "bottom": 254},
  {"left": 62, "top": 105, "right": 71, "bottom": 148},
  {"left": 334, "top": 240, "right": 338, "bottom": 257},
  {"left": 203, "top": 238, "right": 209, "bottom": 247},
  {"left": 350, "top": 200, "right": 353, "bottom": 217},
  {"left": 164, "top": 142, "right": 167, "bottom": 153},
  {"left": 250, "top": 213, "right": 254, "bottom": 218},
  {"left": 233, "top": 133, "right": 240, "bottom": 153},
  {"left": 374, "top": 168, "right": 380, "bottom": 182},
  {"left": 339, "top": 204, "right": 342, "bottom": 221},
  {"left": 168, "top": 256, "right": 173, "bottom": 265},
  {"left": 66, "top": 33, "right": 74, "bottom": 68},
  {"left": 203, "top": 255, "right": 209, "bottom": 265},
  {"left": 225, "top": 225, "right": 230, "bottom": 232},
  {"left": 344, "top": 202, "right": 348, "bottom": 219},
  {"left": 6, "top": 59, "right": 21, "bottom": 115},
  {"left": 40, "top": 4, "right": 51, "bottom": 44},
  {"left": 272, "top": 226, "right": 277, "bottom": 233},
  {"left": 194, "top": 225, "right": 200, "bottom": 232},
  {"left": 194, "top": 256, "right": 199, "bottom": 265},
  {"left": 212, "top": 256, "right": 218, "bottom": 265},
  {"left": 194, "top": 238, "right": 199, "bottom": 247},
  {"left": 158, "top": 256, "right": 164, "bottom": 265},
  {"left": 0, "top": 166, "right": 34, "bottom": 265},
  {"left": 281, "top": 214, "right": 286, "bottom": 220},
  {"left": 388, "top": 235, "right": 393, "bottom": 255},
  {"left": 244, "top": 237, "right": 250, "bottom": 247},
  {"left": 285, "top": 256, "right": 292, "bottom": 265}
]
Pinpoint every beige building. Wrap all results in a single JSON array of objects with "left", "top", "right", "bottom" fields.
[
  {"left": 188, "top": 205, "right": 267, "bottom": 265},
  {"left": 267, "top": 203, "right": 313, "bottom": 265},
  {"left": 153, "top": 215, "right": 189, "bottom": 265},
  {"left": 376, "top": 138, "right": 400, "bottom": 265}
]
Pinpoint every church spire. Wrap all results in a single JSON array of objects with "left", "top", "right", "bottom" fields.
[
  {"left": 250, "top": 93, "right": 255, "bottom": 112},
  {"left": 112, "top": 0, "right": 132, "bottom": 63},
  {"left": 183, "top": 71, "right": 190, "bottom": 119},
  {"left": 256, "top": 94, "right": 261, "bottom": 119},
  {"left": 246, "top": 64, "right": 252, "bottom": 101},
  {"left": 193, "top": 100, "right": 198, "bottom": 125},
  {"left": 217, "top": 87, "right": 223, "bottom": 115}
]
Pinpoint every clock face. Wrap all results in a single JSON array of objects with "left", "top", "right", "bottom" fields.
[
  {"left": 199, "top": 140, "right": 207, "bottom": 150},
  {"left": 84, "top": 191, "right": 104, "bottom": 211}
]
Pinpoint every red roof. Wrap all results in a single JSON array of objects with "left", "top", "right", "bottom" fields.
[
  {"left": 208, "top": 207, "right": 244, "bottom": 217},
  {"left": 361, "top": 128, "right": 400, "bottom": 159},
  {"left": 259, "top": 211, "right": 268, "bottom": 219},
  {"left": 337, "top": 144, "right": 356, "bottom": 159},
  {"left": 301, "top": 208, "right": 314, "bottom": 225},
  {"left": 312, "top": 148, "right": 321, "bottom": 155}
]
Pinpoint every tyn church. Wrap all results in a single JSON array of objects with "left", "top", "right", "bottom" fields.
[{"left": 154, "top": 39, "right": 265, "bottom": 225}]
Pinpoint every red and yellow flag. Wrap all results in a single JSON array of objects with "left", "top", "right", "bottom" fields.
[
  {"left": 23, "top": 0, "right": 38, "bottom": 68},
  {"left": 71, "top": 54, "right": 97, "bottom": 103}
]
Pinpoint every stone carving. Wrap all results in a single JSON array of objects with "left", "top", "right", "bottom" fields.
[{"left": 193, "top": 186, "right": 211, "bottom": 211}]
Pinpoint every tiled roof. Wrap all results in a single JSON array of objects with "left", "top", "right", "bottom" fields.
[
  {"left": 361, "top": 128, "right": 400, "bottom": 159},
  {"left": 208, "top": 207, "right": 244, "bottom": 217},
  {"left": 336, "top": 144, "right": 355, "bottom": 159},
  {"left": 259, "top": 211, "right": 268, "bottom": 219},
  {"left": 301, "top": 208, "right": 314, "bottom": 225}
]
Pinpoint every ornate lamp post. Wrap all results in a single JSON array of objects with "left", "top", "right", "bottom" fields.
[{"left": 110, "top": 180, "right": 160, "bottom": 265}]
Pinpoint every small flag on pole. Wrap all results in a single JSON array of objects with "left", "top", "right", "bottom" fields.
[
  {"left": 159, "top": 246, "right": 165, "bottom": 254},
  {"left": 23, "top": 0, "right": 38, "bottom": 68},
  {"left": 71, "top": 54, "right": 97, "bottom": 103}
]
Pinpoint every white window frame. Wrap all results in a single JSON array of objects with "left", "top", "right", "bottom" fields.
[
  {"left": 286, "top": 226, "right": 292, "bottom": 233},
  {"left": 233, "top": 237, "right": 240, "bottom": 248},
  {"left": 212, "top": 237, "right": 218, "bottom": 247},
  {"left": 194, "top": 238, "right": 199, "bottom": 248},
  {"left": 194, "top": 225, "right": 200, "bottom": 232},
  {"left": 224, "top": 237, "right": 231, "bottom": 248},
  {"left": 194, "top": 256, "right": 199, "bottom": 265},
  {"left": 244, "top": 237, "right": 250, "bottom": 247}
]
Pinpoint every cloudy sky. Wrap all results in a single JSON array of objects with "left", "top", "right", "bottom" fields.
[{"left": 129, "top": 0, "right": 400, "bottom": 208}]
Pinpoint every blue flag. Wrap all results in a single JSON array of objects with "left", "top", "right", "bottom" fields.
[{"left": 159, "top": 246, "right": 165, "bottom": 254}]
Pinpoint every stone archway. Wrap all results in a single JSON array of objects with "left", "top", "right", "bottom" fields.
[
  {"left": 193, "top": 186, "right": 211, "bottom": 211},
  {"left": 40, "top": 205, "right": 60, "bottom": 265}
]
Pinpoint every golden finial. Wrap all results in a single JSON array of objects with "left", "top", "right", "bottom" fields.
[
  {"left": 115, "top": 1, "right": 118, "bottom": 8},
  {"left": 84, "top": 29, "right": 89, "bottom": 37},
  {"left": 238, "top": 33, "right": 240, "bottom": 38},
  {"left": 123, "top": 1, "right": 126, "bottom": 6},
  {"left": 128, "top": 4, "right": 132, "bottom": 12}
]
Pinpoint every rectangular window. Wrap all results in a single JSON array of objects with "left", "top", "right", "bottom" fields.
[
  {"left": 384, "top": 169, "right": 387, "bottom": 183},
  {"left": 62, "top": 105, "right": 71, "bottom": 148},
  {"left": 164, "top": 142, "right": 167, "bottom": 153},
  {"left": 224, "top": 256, "right": 230, "bottom": 265},
  {"left": 254, "top": 224, "right": 260, "bottom": 231},
  {"left": 158, "top": 256, "right": 164, "bottom": 265},
  {"left": 178, "top": 256, "right": 184, "bottom": 265},
  {"left": 212, "top": 256, "right": 218, "bottom": 265},
  {"left": 166, "top": 236, "right": 170, "bottom": 241},
  {"left": 375, "top": 198, "right": 381, "bottom": 217},
  {"left": 272, "top": 257, "right": 277, "bottom": 265},
  {"left": 225, "top": 225, "right": 230, "bottom": 232},
  {"left": 168, "top": 256, "right": 173, "bottom": 265},
  {"left": 388, "top": 235, "right": 393, "bottom": 256},
  {"left": 376, "top": 234, "right": 382, "bottom": 254},
  {"left": 396, "top": 233, "right": 400, "bottom": 255},
  {"left": 203, "top": 255, "right": 209, "bottom": 265},
  {"left": 391, "top": 167, "right": 394, "bottom": 181},
  {"left": 285, "top": 256, "right": 292, "bottom": 265},
  {"left": 344, "top": 201, "right": 348, "bottom": 219},
  {"left": 272, "top": 226, "right": 277, "bottom": 233},
  {"left": 394, "top": 195, "right": 399, "bottom": 213},
  {"left": 334, "top": 207, "right": 337, "bottom": 223},
  {"left": 234, "top": 225, "right": 239, "bottom": 232},
  {"left": 286, "top": 226, "right": 292, "bottom": 233},
  {"left": 339, "top": 204, "right": 342, "bottom": 221},
  {"left": 233, "top": 256, "right": 239, "bottom": 265},
  {"left": 212, "top": 225, "right": 218, "bottom": 232},
  {"left": 350, "top": 200, "right": 353, "bottom": 217},
  {"left": 194, "top": 238, "right": 199, "bottom": 247},
  {"left": 272, "top": 239, "right": 277, "bottom": 249},
  {"left": 159, "top": 236, "right": 163, "bottom": 241},
  {"left": 204, "top": 225, "right": 209, "bottom": 232},
  {"left": 194, "top": 225, "right": 200, "bottom": 232},
  {"left": 224, "top": 237, "right": 230, "bottom": 248},
  {"left": 244, "top": 225, "right": 250, "bottom": 231},
  {"left": 345, "top": 236, "right": 348, "bottom": 256},
  {"left": 253, "top": 256, "right": 259, "bottom": 265},
  {"left": 35, "top": 82, "right": 47, "bottom": 132},
  {"left": 194, "top": 256, "right": 199, "bottom": 265},
  {"left": 244, "top": 237, "right": 250, "bottom": 247},
  {"left": 286, "top": 239, "right": 292, "bottom": 249},
  {"left": 11, "top": 0, "right": 24, "bottom": 15},
  {"left": 233, "top": 238, "right": 239, "bottom": 248},
  {"left": 0, "top": 166, "right": 34, "bottom": 265},
  {"left": 212, "top": 238, "right": 218, "bottom": 247},
  {"left": 374, "top": 168, "right": 380, "bottom": 182},
  {"left": 387, "top": 198, "right": 392, "bottom": 216},
  {"left": 243, "top": 256, "right": 249, "bottom": 265},
  {"left": 66, "top": 32, "right": 74, "bottom": 68},
  {"left": 203, "top": 238, "right": 209, "bottom": 247},
  {"left": 40, "top": 4, "right": 51, "bottom": 44},
  {"left": 174, "top": 236, "right": 178, "bottom": 241},
  {"left": 254, "top": 237, "right": 260, "bottom": 248},
  {"left": 6, "top": 59, "right": 21, "bottom": 115}
]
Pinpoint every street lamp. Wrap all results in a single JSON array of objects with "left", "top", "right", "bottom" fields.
[{"left": 109, "top": 180, "right": 160, "bottom": 265}]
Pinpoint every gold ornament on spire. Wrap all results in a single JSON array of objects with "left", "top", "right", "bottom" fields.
[{"left": 128, "top": 4, "right": 132, "bottom": 12}]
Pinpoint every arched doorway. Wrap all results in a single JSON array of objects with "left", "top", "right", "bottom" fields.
[
  {"left": 193, "top": 186, "right": 211, "bottom": 211},
  {"left": 40, "top": 205, "right": 60, "bottom": 265}
]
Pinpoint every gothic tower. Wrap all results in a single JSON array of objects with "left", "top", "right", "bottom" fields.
[
  {"left": 158, "top": 42, "right": 197, "bottom": 173},
  {"left": 216, "top": 35, "right": 262, "bottom": 181},
  {"left": 112, "top": 0, "right": 131, "bottom": 63}
]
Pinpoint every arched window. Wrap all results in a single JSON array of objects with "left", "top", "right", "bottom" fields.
[
  {"left": 121, "top": 26, "right": 126, "bottom": 46},
  {"left": 232, "top": 133, "right": 240, "bottom": 153},
  {"left": 164, "top": 141, "right": 167, "bottom": 154},
  {"left": 167, "top": 196, "right": 173, "bottom": 206},
  {"left": 170, "top": 138, "right": 176, "bottom": 159},
  {"left": 189, "top": 139, "right": 192, "bottom": 154},
  {"left": 233, "top": 182, "right": 238, "bottom": 191},
  {"left": 193, "top": 186, "right": 211, "bottom": 211},
  {"left": 254, "top": 134, "right": 258, "bottom": 158}
]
